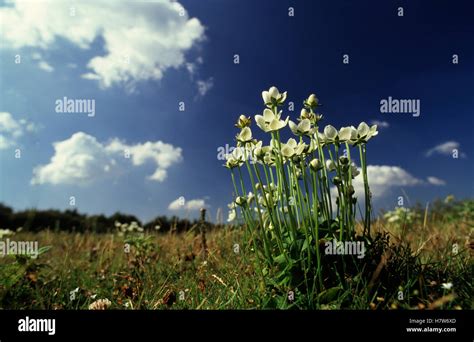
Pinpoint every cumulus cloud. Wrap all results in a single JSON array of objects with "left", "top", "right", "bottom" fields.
[
  {"left": 31, "top": 132, "right": 182, "bottom": 185},
  {"left": 168, "top": 197, "right": 207, "bottom": 211},
  {"left": 106, "top": 138, "right": 183, "bottom": 182},
  {"left": 0, "top": 0, "right": 205, "bottom": 89},
  {"left": 331, "top": 165, "right": 423, "bottom": 208},
  {"left": 425, "top": 141, "right": 465, "bottom": 158},
  {"left": 427, "top": 176, "right": 446, "bottom": 186},
  {"left": 0, "top": 112, "right": 36, "bottom": 149},
  {"left": 370, "top": 120, "right": 389, "bottom": 128}
]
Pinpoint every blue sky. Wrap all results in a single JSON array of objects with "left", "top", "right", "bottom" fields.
[{"left": 0, "top": 0, "right": 473, "bottom": 222}]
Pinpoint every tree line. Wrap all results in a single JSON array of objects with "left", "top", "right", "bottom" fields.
[{"left": 0, "top": 203, "right": 215, "bottom": 233}]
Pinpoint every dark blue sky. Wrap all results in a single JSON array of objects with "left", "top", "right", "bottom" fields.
[{"left": 0, "top": 0, "right": 472, "bottom": 222}]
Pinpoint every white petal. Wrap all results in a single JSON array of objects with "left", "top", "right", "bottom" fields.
[
  {"left": 262, "top": 91, "right": 271, "bottom": 104},
  {"left": 286, "top": 138, "right": 297, "bottom": 148},
  {"left": 289, "top": 120, "right": 298, "bottom": 134},
  {"left": 281, "top": 145, "right": 294, "bottom": 158},
  {"left": 358, "top": 122, "right": 370, "bottom": 136},
  {"left": 339, "top": 126, "right": 352, "bottom": 141},
  {"left": 324, "top": 125, "right": 338, "bottom": 140},
  {"left": 299, "top": 119, "right": 311, "bottom": 133},
  {"left": 239, "top": 127, "right": 252, "bottom": 141},
  {"left": 269, "top": 86, "right": 279, "bottom": 99},
  {"left": 263, "top": 108, "right": 274, "bottom": 122},
  {"left": 255, "top": 115, "right": 266, "bottom": 130}
]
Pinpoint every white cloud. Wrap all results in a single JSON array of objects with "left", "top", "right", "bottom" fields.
[
  {"left": 331, "top": 165, "right": 422, "bottom": 202},
  {"left": 0, "top": 0, "right": 205, "bottom": 89},
  {"left": 168, "top": 197, "right": 207, "bottom": 211},
  {"left": 38, "top": 60, "right": 54, "bottom": 72},
  {"left": 196, "top": 77, "right": 214, "bottom": 97},
  {"left": 0, "top": 112, "right": 36, "bottom": 149},
  {"left": 425, "top": 141, "right": 465, "bottom": 158},
  {"left": 31, "top": 52, "right": 54, "bottom": 72},
  {"left": 106, "top": 139, "right": 182, "bottom": 182},
  {"left": 370, "top": 120, "right": 389, "bottom": 128},
  {"left": 31, "top": 132, "right": 182, "bottom": 185},
  {"left": 427, "top": 176, "right": 446, "bottom": 186}
]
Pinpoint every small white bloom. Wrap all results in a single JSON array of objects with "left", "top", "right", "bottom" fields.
[
  {"left": 339, "top": 126, "right": 357, "bottom": 143},
  {"left": 236, "top": 127, "right": 252, "bottom": 143},
  {"left": 262, "top": 86, "right": 287, "bottom": 107},
  {"left": 326, "top": 159, "right": 336, "bottom": 171},
  {"left": 289, "top": 119, "right": 312, "bottom": 136},
  {"left": 227, "top": 209, "right": 236, "bottom": 222},
  {"left": 441, "top": 282, "right": 453, "bottom": 290}
]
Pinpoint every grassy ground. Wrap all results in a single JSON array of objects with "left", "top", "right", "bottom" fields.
[{"left": 0, "top": 200, "right": 472, "bottom": 310}]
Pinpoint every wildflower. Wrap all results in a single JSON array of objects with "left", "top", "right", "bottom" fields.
[
  {"left": 247, "top": 192, "right": 255, "bottom": 204},
  {"left": 339, "top": 126, "right": 358, "bottom": 144},
  {"left": 289, "top": 118, "right": 312, "bottom": 136},
  {"left": 224, "top": 147, "right": 244, "bottom": 169},
  {"left": 303, "top": 94, "right": 319, "bottom": 109},
  {"left": 255, "top": 108, "right": 289, "bottom": 132},
  {"left": 236, "top": 127, "right": 253, "bottom": 144},
  {"left": 441, "top": 282, "right": 453, "bottom": 290},
  {"left": 262, "top": 86, "right": 287, "bottom": 107},
  {"left": 299, "top": 108, "right": 323, "bottom": 125},
  {"left": 309, "top": 158, "right": 322, "bottom": 171},
  {"left": 88, "top": 298, "right": 112, "bottom": 310},
  {"left": 235, "top": 115, "right": 251, "bottom": 128},
  {"left": 235, "top": 196, "right": 247, "bottom": 207},
  {"left": 227, "top": 209, "right": 236, "bottom": 222},
  {"left": 326, "top": 159, "right": 336, "bottom": 171},
  {"left": 280, "top": 138, "right": 305, "bottom": 159},
  {"left": 355, "top": 122, "right": 378, "bottom": 143}
]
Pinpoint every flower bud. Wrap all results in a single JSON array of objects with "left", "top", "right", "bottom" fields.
[
  {"left": 326, "top": 159, "right": 336, "bottom": 171},
  {"left": 309, "top": 158, "right": 322, "bottom": 171},
  {"left": 235, "top": 196, "right": 247, "bottom": 206}
]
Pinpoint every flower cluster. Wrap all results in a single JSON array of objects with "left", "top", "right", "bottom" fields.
[
  {"left": 223, "top": 86, "right": 378, "bottom": 300},
  {"left": 115, "top": 221, "right": 144, "bottom": 236}
]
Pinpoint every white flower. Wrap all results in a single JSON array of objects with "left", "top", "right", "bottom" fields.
[
  {"left": 262, "top": 86, "right": 287, "bottom": 107},
  {"left": 289, "top": 119, "right": 312, "bottom": 136},
  {"left": 339, "top": 126, "right": 357, "bottom": 143},
  {"left": 224, "top": 147, "right": 245, "bottom": 169},
  {"left": 318, "top": 125, "right": 339, "bottom": 144},
  {"left": 356, "top": 122, "right": 378, "bottom": 143},
  {"left": 280, "top": 138, "right": 306, "bottom": 159},
  {"left": 255, "top": 109, "right": 289, "bottom": 132},
  {"left": 326, "top": 159, "right": 336, "bottom": 171},
  {"left": 235, "top": 196, "right": 247, "bottom": 206},
  {"left": 227, "top": 209, "right": 236, "bottom": 222},
  {"left": 304, "top": 94, "right": 319, "bottom": 109},
  {"left": 309, "top": 158, "right": 322, "bottom": 171},
  {"left": 236, "top": 127, "right": 253, "bottom": 143},
  {"left": 441, "top": 282, "right": 453, "bottom": 290},
  {"left": 247, "top": 191, "right": 255, "bottom": 203}
]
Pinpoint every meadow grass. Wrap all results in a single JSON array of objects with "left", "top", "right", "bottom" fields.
[{"left": 0, "top": 199, "right": 472, "bottom": 310}]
